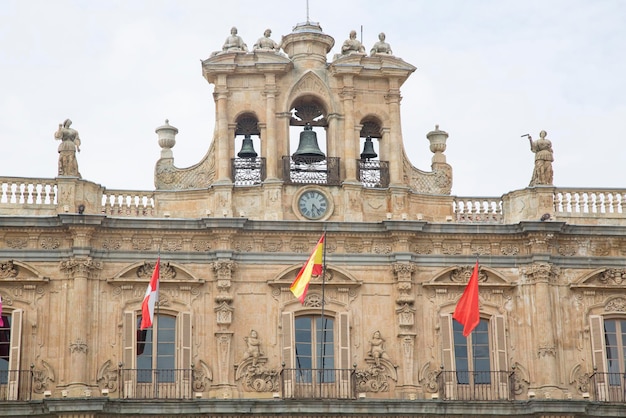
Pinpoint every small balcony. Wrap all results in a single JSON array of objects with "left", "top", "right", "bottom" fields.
[
  {"left": 0, "top": 369, "right": 33, "bottom": 401},
  {"left": 120, "top": 368, "right": 193, "bottom": 399},
  {"left": 281, "top": 368, "right": 356, "bottom": 399},
  {"left": 231, "top": 157, "right": 266, "bottom": 186},
  {"left": 437, "top": 370, "right": 516, "bottom": 401},
  {"left": 591, "top": 372, "right": 626, "bottom": 402},
  {"left": 357, "top": 159, "right": 389, "bottom": 188},
  {"left": 282, "top": 156, "right": 341, "bottom": 186}
]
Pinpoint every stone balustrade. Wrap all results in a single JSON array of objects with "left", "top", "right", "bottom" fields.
[{"left": 1, "top": 177, "right": 625, "bottom": 224}]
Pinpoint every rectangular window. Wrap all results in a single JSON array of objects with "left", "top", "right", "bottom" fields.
[
  {"left": 136, "top": 314, "right": 176, "bottom": 383},
  {"left": 0, "top": 315, "right": 10, "bottom": 385},
  {"left": 295, "top": 316, "right": 334, "bottom": 383},
  {"left": 453, "top": 319, "right": 491, "bottom": 385}
]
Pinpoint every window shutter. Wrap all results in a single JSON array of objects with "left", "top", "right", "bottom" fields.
[
  {"left": 337, "top": 312, "right": 351, "bottom": 398},
  {"left": 8, "top": 309, "right": 22, "bottom": 400},
  {"left": 281, "top": 311, "right": 294, "bottom": 398},
  {"left": 178, "top": 311, "right": 192, "bottom": 398},
  {"left": 440, "top": 313, "right": 455, "bottom": 399},
  {"left": 122, "top": 310, "right": 135, "bottom": 398},
  {"left": 589, "top": 314, "right": 607, "bottom": 400},
  {"left": 491, "top": 314, "right": 509, "bottom": 399}
]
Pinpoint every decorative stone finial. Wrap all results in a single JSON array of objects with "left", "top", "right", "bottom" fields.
[{"left": 156, "top": 119, "right": 178, "bottom": 158}]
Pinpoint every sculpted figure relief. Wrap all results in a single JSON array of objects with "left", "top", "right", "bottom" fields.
[
  {"left": 368, "top": 330, "right": 388, "bottom": 366},
  {"left": 222, "top": 26, "right": 248, "bottom": 53},
  {"left": 341, "top": 30, "right": 365, "bottom": 55},
  {"left": 253, "top": 29, "right": 280, "bottom": 51},
  {"left": 370, "top": 32, "right": 393, "bottom": 55},
  {"left": 54, "top": 119, "right": 81, "bottom": 178},
  {"left": 527, "top": 130, "right": 554, "bottom": 186},
  {"left": 243, "top": 330, "right": 263, "bottom": 365}
]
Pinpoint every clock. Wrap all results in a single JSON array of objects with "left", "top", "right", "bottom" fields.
[{"left": 298, "top": 190, "right": 329, "bottom": 220}]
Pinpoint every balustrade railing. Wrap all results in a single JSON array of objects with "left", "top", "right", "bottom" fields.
[
  {"left": 554, "top": 188, "right": 625, "bottom": 215},
  {"left": 0, "top": 177, "right": 57, "bottom": 205},
  {"left": 101, "top": 190, "right": 155, "bottom": 217},
  {"left": 281, "top": 368, "right": 356, "bottom": 399},
  {"left": 590, "top": 372, "right": 626, "bottom": 402},
  {"left": 453, "top": 197, "right": 503, "bottom": 223}
]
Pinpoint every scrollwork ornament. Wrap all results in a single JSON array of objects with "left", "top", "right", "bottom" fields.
[
  {"left": 0, "top": 260, "right": 18, "bottom": 279},
  {"left": 96, "top": 360, "right": 118, "bottom": 392},
  {"left": 59, "top": 257, "right": 102, "bottom": 279},
  {"left": 450, "top": 265, "right": 487, "bottom": 283},
  {"left": 599, "top": 268, "right": 626, "bottom": 285},
  {"left": 32, "top": 360, "right": 56, "bottom": 394},
  {"left": 605, "top": 297, "right": 626, "bottom": 312}
]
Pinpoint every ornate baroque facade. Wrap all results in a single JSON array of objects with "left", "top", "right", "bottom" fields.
[{"left": 1, "top": 19, "right": 626, "bottom": 418}]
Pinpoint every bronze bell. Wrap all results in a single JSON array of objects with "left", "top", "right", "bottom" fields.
[
  {"left": 292, "top": 123, "right": 325, "bottom": 163},
  {"left": 360, "top": 136, "right": 378, "bottom": 160},
  {"left": 237, "top": 134, "right": 258, "bottom": 158}
]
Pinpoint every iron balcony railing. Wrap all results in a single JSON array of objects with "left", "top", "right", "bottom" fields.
[
  {"left": 590, "top": 372, "right": 626, "bottom": 402},
  {"left": 437, "top": 370, "right": 516, "bottom": 401},
  {"left": 0, "top": 369, "right": 33, "bottom": 401},
  {"left": 281, "top": 368, "right": 356, "bottom": 399},
  {"left": 282, "top": 156, "right": 341, "bottom": 186},
  {"left": 357, "top": 159, "right": 389, "bottom": 188},
  {"left": 119, "top": 368, "right": 193, "bottom": 399},
  {"left": 231, "top": 157, "right": 266, "bottom": 186}
]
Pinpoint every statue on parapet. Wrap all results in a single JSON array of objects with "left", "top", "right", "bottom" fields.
[
  {"left": 341, "top": 30, "right": 365, "bottom": 55},
  {"left": 253, "top": 28, "right": 281, "bottom": 52},
  {"left": 370, "top": 32, "right": 393, "bottom": 55},
  {"left": 222, "top": 26, "right": 248, "bottom": 53},
  {"left": 54, "top": 118, "right": 81, "bottom": 178},
  {"left": 525, "top": 130, "right": 554, "bottom": 186}
]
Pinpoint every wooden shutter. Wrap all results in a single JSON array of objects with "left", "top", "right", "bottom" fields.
[
  {"left": 281, "top": 311, "right": 294, "bottom": 398},
  {"left": 178, "top": 312, "right": 192, "bottom": 398},
  {"left": 122, "top": 310, "right": 136, "bottom": 398},
  {"left": 589, "top": 315, "right": 607, "bottom": 400},
  {"left": 440, "top": 314, "right": 455, "bottom": 399},
  {"left": 337, "top": 312, "right": 351, "bottom": 398},
  {"left": 491, "top": 314, "right": 508, "bottom": 399},
  {"left": 7, "top": 309, "right": 22, "bottom": 401}
]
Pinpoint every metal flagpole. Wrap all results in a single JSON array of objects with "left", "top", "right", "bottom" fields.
[
  {"left": 319, "top": 228, "right": 328, "bottom": 394},
  {"left": 154, "top": 247, "right": 161, "bottom": 398}
]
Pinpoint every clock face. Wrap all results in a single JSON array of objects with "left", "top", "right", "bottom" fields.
[{"left": 298, "top": 190, "right": 329, "bottom": 220}]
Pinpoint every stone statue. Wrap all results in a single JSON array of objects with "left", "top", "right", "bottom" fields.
[
  {"left": 370, "top": 32, "right": 393, "bottom": 55},
  {"left": 253, "top": 29, "right": 280, "bottom": 51},
  {"left": 242, "top": 329, "right": 263, "bottom": 365},
  {"left": 222, "top": 26, "right": 248, "bottom": 53},
  {"left": 54, "top": 119, "right": 81, "bottom": 178},
  {"left": 341, "top": 30, "right": 365, "bottom": 55},
  {"left": 368, "top": 330, "right": 387, "bottom": 366},
  {"left": 527, "top": 130, "right": 554, "bottom": 186}
]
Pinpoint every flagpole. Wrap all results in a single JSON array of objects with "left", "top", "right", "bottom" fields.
[
  {"left": 154, "top": 247, "right": 161, "bottom": 398},
  {"left": 320, "top": 227, "right": 327, "bottom": 393}
]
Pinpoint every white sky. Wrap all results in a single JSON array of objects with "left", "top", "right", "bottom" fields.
[{"left": 1, "top": 0, "right": 625, "bottom": 197}]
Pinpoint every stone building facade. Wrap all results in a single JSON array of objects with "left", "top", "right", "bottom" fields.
[{"left": 1, "top": 20, "right": 626, "bottom": 418}]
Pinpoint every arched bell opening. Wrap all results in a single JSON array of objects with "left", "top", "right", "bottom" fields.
[
  {"left": 284, "top": 97, "right": 340, "bottom": 186},
  {"left": 358, "top": 119, "right": 389, "bottom": 188},
  {"left": 232, "top": 114, "right": 265, "bottom": 186}
]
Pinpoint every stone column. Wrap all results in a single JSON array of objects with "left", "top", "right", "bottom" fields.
[
  {"left": 524, "top": 262, "right": 560, "bottom": 394},
  {"left": 264, "top": 74, "right": 279, "bottom": 180},
  {"left": 341, "top": 76, "right": 358, "bottom": 183},
  {"left": 59, "top": 251, "right": 102, "bottom": 396},
  {"left": 385, "top": 78, "right": 403, "bottom": 186},
  {"left": 276, "top": 112, "right": 292, "bottom": 180},
  {"left": 215, "top": 75, "right": 231, "bottom": 183}
]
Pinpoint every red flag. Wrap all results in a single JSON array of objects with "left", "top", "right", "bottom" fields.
[
  {"left": 140, "top": 258, "right": 160, "bottom": 330},
  {"left": 290, "top": 233, "right": 325, "bottom": 304},
  {"left": 453, "top": 260, "right": 480, "bottom": 337}
]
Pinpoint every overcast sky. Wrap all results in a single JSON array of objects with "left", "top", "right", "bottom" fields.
[{"left": 1, "top": 0, "right": 624, "bottom": 197}]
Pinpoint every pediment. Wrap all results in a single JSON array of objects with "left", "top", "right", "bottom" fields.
[
  {"left": 268, "top": 264, "right": 362, "bottom": 289},
  {"left": 289, "top": 71, "right": 332, "bottom": 105},
  {"left": 423, "top": 264, "right": 513, "bottom": 289},
  {"left": 0, "top": 259, "right": 49, "bottom": 283},
  {"left": 571, "top": 267, "right": 626, "bottom": 290},
  {"left": 108, "top": 260, "right": 203, "bottom": 285}
]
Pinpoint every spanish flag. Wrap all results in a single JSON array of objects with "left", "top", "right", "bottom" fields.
[{"left": 290, "top": 233, "right": 325, "bottom": 304}]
